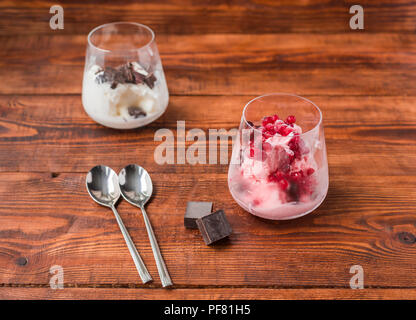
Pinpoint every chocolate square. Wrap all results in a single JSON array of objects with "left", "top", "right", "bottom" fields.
[
  {"left": 196, "top": 210, "right": 232, "bottom": 245},
  {"left": 184, "top": 201, "right": 213, "bottom": 229}
]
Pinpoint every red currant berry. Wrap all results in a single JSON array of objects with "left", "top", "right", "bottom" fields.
[
  {"left": 285, "top": 115, "right": 296, "bottom": 125},
  {"left": 278, "top": 125, "right": 293, "bottom": 136},
  {"left": 262, "top": 116, "right": 274, "bottom": 126},
  {"left": 279, "top": 179, "right": 289, "bottom": 190},
  {"left": 306, "top": 168, "right": 315, "bottom": 176}
]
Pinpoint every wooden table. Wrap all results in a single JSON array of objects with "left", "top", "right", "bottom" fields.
[{"left": 0, "top": 0, "right": 415, "bottom": 300}]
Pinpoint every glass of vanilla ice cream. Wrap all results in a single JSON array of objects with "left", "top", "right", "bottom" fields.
[
  {"left": 82, "top": 22, "right": 169, "bottom": 129},
  {"left": 228, "top": 93, "right": 329, "bottom": 220}
]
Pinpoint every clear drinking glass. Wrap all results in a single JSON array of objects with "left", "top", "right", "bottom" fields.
[
  {"left": 228, "top": 93, "right": 329, "bottom": 220},
  {"left": 82, "top": 22, "right": 169, "bottom": 129}
]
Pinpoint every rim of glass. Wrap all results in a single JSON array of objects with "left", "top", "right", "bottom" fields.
[
  {"left": 242, "top": 93, "right": 323, "bottom": 137},
  {"left": 87, "top": 21, "right": 155, "bottom": 53}
]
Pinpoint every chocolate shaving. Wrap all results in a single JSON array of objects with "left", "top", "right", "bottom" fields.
[
  {"left": 94, "top": 62, "right": 157, "bottom": 89},
  {"left": 128, "top": 106, "right": 146, "bottom": 118}
]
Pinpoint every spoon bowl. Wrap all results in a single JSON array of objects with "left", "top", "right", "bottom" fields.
[
  {"left": 119, "top": 164, "right": 153, "bottom": 207},
  {"left": 86, "top": 165, "right": 120, "bottom": 207}
]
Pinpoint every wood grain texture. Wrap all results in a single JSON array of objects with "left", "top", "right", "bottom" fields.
[
  {"left": 0, "top": 95, "right": 415, "bottom": 174},
  {"left": 1, "top": 34, "right": 415, "bottom": 95},
  {"left": 0, "top": 0, "right": 415, "bottom": 35},
  {"left": 0, "top": 172, "right": 415, "bottom": 287},
  {"left": 0, "top": 0, "right": 416, "bottom": 300},
  {"left": 2, "top": 288, "right": 416, "bottom": 300}
]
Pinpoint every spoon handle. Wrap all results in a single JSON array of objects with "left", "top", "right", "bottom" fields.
[
  {"left": 111, "top": 205, "right": 152, "bottom": 284},
  {"left": 140, "top": 206, "right": 173, "bottom": 287}
]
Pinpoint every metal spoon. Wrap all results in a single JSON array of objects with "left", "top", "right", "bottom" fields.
[
  {"left": 119, "top": 164, "right": 173, "bottom": 287},
  {"left": 86, "top": 165, "right": 152, "bottom": 284}
]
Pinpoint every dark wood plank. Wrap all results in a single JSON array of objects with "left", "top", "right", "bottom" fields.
[
  {"left": 2, "top": 287, "right": 416, "bottom": 300},
  {"left": 5, "top": 34, "right": 416, "bottom": 67},
  {"left": 0, "top": 171, "right": 415, "bottom": 287},
  {"left": 0, "top": 0, "right": 415, "bottom": 35},
  {"left": 0, "top": 95, "right": 415, "bottom": 175},
  {"left": 4, "top": 65, "right": 414, "bottom": 96},
  {"left": 1, "top": 34, "right": 415, "bottom": 95}
]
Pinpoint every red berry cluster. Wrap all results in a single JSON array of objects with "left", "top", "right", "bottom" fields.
[
  {"left": 249, "top": 114, "right": 316, "bottom": 202},
  {"left": 249, "top": 115, "right": 297, "bottom": 161},
  {"left": 261, "top": 115, "right": 296, "bottom": 138},
  {"left": 268, "top": 167, "right": 315, "bottom": 202}
]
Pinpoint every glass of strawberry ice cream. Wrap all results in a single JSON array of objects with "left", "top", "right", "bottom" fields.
[{"left": 228, "top": 93, "right": 329, "bottom": 220}]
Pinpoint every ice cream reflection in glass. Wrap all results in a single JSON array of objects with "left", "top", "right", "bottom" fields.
[
  {"left": 228, "top": 93, "right": 329, "bottom": 220},
  {"left": 82, "top": 22, "right": 169, "bottom": 129}
]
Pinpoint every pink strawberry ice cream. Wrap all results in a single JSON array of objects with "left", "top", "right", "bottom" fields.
[{"left": 228, "top": 114, "right": 328, "bottom": 220}]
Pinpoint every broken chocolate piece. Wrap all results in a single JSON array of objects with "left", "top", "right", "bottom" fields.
[
  {"left": 128, "top": 106, "right": 146, "bottom": 118},
  {"left": 144, "top": 73, "right": 157, "bottom": 89},
  {"left": 196, "top": 210, "right": 232, "bottom": 245},
  {"left": 184, "top": 201, "right": 213, "bottom": 229},
  {"left": 119, "top": 63, "right": 135, "bottom": 83},
  {"left": 132, "top": 71, "right": 146, "bottom": 85},
  {"left": 94, "top": 62, "right": 157, "bottom": 89}
]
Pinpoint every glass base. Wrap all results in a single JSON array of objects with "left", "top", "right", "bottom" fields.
[{"left": 229, "top": 182, "right": 329, "bottom": 220}]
